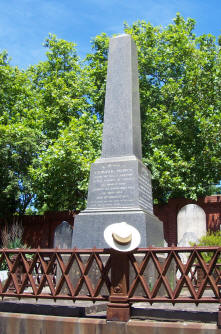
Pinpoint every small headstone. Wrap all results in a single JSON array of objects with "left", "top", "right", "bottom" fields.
[
  {"left": 53, "top": 221, "right": 73, "bottom": 248},
  {"left": 177, "top": 204, "right": 206, "bottom": 244},
  {"left": 177, "top": 205, "right": 206, "bottom": 268}
]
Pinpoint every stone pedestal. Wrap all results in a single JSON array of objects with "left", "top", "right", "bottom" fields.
[
  {"left": 72, "top": 156, "right": 163, "bottom": 248},
  {"left": 73, "top": 210, "right": 163, "bottom": 249}
]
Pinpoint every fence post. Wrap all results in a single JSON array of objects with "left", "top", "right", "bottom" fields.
[
  {"left": 218, "top": 304, "right": 221, "bottom": 328},
  {"left": 107, "top": 251, "right": 130, "bottom": 322},
  {"left": 218, "top": 282, "right": 221, "bottom": 328}
]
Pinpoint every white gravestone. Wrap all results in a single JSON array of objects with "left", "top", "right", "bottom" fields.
[
  {"left": 177, "top": 204, "right": 206, "bottom": 246},
  {"left": 177, "top": 204, "right": 206, "bottom": 279}
]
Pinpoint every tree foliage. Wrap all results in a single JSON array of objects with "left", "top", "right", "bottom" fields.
[
  {"left": 27, "top": 34, "right": 90, "bottom": 139},
  {"left": 0, "top": 51, "right": 42, "bottom": 216},
  {"left": 0, "top": 35, "right": 98, "bottom": 215},
  {"left": 191, "top": 230, "right": 221, "bottom": 262},
  {"left": 30, "top": 113, "right": 102, "bottom": 211},
  {"left": 0, "top": 15, "right": 220, "bottom": 217}
]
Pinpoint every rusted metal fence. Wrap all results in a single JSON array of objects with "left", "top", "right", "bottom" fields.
[{"left": 0, "top": 246, "right": 220, "bottom": 322}]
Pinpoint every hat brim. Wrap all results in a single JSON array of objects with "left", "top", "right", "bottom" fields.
[{"left": 104, "top": 223, "right": 141, "bottom": 252}]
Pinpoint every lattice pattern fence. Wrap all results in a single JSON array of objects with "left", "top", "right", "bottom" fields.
[
  {"left": 127, "top": 247, "right": 220, "bottom": 303},
  {"left": 0, "top": 247, "right": 220, "bottom": 321}
]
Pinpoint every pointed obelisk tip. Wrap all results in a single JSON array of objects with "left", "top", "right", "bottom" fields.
[
  {"left": 112, "top": 33, "right": 131, "bottom": 39},
  {"left": 101, "top": 31, "right": 142, "bottom": 160},
  {"left": 110, "top": 33, "right": 135, "bottom": 45}
]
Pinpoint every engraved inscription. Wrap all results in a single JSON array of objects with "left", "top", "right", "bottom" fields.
[
  {"left": 87, "top": 163, "right": 136, "bottom": 208},
  {"left": 138, "top": 166, "right": 153, "bottom": 213}
]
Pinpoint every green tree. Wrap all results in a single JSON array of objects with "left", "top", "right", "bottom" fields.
[
  {"left": 27, "top": 34, "right": 99, "bottom": 212},
  {"left": 30, "top": 113, "right": 102, "bottom": 211},
  {"left": 0, "top": 35, "right": 93, "bottom": 216},
  {"left": 0, "top": 51, "right": 42, "bottom": 216},
  {"left": 27, "top": 34, "right": 90, "bottom": 139},
  {"left": 0, "top": 123, "right": 42, "bottom": 216}
]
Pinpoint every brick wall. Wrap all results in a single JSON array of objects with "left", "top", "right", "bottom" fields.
[{"left": 21, "top": 211, "right": 76, "bottom": 248}]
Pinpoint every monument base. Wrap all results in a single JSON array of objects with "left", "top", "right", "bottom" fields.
[{"left": 72, "top": 209, "right": 164, "bottom": 248}]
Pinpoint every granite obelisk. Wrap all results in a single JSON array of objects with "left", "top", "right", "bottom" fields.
[{"left": 72, "top": 34, "right": 163, "bottom": 248}]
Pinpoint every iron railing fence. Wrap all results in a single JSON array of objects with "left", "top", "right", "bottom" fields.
[
  {"left": 127, "top": 247, "right": 220, "bottom": 304},
  {"left": 0, "top": 246, "right": 220, "bottom": 321}
]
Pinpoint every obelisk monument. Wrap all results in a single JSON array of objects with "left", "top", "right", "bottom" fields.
[{"left": 72, "top": 34, "right": 163, "bottom": 248}]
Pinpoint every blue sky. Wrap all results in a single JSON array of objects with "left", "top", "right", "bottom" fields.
[{"left": 0, "top": 0, "right": 220, "bottom": 69}]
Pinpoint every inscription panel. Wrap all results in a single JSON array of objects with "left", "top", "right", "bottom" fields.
[
  {"left": 138, "top": 165, "right": 153, "bottom": 213},
  {"left": 87, "top": 162, "right": 137, "bottom": 209}
]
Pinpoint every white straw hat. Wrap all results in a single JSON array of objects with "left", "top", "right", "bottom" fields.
[{"left": 104, "top": 222, "right": 141, "bottom": 252}]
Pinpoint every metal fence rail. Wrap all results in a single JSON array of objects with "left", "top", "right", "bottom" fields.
[
  {"left": 0, "top": 246, "right": 220, "bottom": 322},
  {"left": 127, "top": 247, "right": 220, "bottom": 303},
  {"left": 0, "top": 248, "right": 111, "bottom": 301}
]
